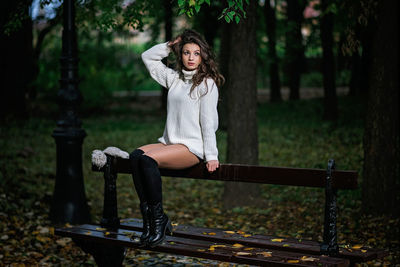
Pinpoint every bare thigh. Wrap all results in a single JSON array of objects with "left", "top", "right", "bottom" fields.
[{"left": 140, "top": 143, "right": 200, "bottom": 169}]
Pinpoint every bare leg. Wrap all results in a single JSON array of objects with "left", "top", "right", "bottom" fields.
[{"left": 142, "top": 144, "right": 201, "bottom": 169}]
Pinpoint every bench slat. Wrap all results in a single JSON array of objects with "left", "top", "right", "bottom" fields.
[
  {"left": 119, "top": 218, "right": 388, "bottom": 264},
  {"left": 92, "top": 159, "right": 358, "bottom": 189},
  {"left": 56, "top": 225, "right": 350, "bottom": 266}
]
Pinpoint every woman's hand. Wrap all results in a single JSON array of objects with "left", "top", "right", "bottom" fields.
[
  {"left": 168, "top": 36, "right": 181, "bottom": 47},
  {"left": 206, "top": 160, "right": 219, "bottom": 173}
]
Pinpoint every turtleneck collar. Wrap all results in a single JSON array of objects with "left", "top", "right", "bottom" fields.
[{"left": 182, "top": 69, "right": 197, "bottom": 82}]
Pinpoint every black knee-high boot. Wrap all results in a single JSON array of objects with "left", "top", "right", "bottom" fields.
[
  {"left": 139, "top": 155, "right": 172, "bottom": 247},
  {"left": 129, "top": 149, "right": 151, "bottom": 246}
]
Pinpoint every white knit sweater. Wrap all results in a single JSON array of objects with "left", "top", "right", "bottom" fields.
[{"left": 141, "top": 42, "right": 219, "bottom": 162}]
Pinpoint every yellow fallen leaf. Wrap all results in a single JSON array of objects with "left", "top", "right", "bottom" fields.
[
  {"left": 271, "top": 238, "right": 284, "bottom": 242},
  {"left": 96, "top": 227, "right": 106, "bottom": 231},
  {"left": 36, "top": 236, "right": 51, "bottom": 243},
  {"left": 236, "top": 252, "right": 252, "bottom": 256},
  {"left": 283, "top": 244, "right": 290, "bottom": 247},
  {"left": 105, "top": 232, "right": 110, "bottom": 235},
  {"left": 49, "top": 227, "right": 55, "bottom": 235},
  {"left": 361, "top": 249, "right": 367, "bottom": 253},
  {"left": 202, "top": 232, "right": 208, "bottom": 235},
  {"left": 197, "top": 249, "right": 205, "bottom": 252},
  {"left": 85, "top": 231, "right": 92, "bottom": 235},
  {"left": 232, "top": 243, "right": 244, "bottom": 248},
  {"left": 352, "top": 244, "right": 363, "bottom": 249},
  {"left": 244, "top": 247, "right": 254, "bottom": 251},
  {"left": 301, "top": 256, "right": 318, "bottom": 262},
  {"left": 256, "top": 252, "right": 272, "bottom": 257},
  {"left": 236, "top": 230, "right": 245, "bottom": 234},
  {"left": 208, "top": 232, "right": 216, "bottom": 235},
  {"left": 242, "top": 234, "right": 252, "bottom": 237},
  {"left": 65, "top": 223, "right": 72, "bottom": 228},
  {"left": 224, "top": 231, "right": 235, "bottom": 234},
  {"left": 208, "top": 247, "right": 215, "bottom": 251},
  {"left": 172, "top": 223, "right": 179, "bottom": 226},
  {"left": 168, "top": 241, "right": 175, "bottom": 245},
  {"left": 211, "top": 245, "right": 226, "bottom": 248},
  {"left": 287, "top": 260, "right": 299, "bottom": 263}
]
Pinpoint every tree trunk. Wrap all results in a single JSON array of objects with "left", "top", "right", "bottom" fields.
[
  {"left": 362, "top": 0, "right": 399, "bottom": 217},
  {"left": 218, "top": 22, "right": 232, "bottom": 131},
  {"left": 285, "top": 0, "right": 305, "bottom": 100},
  {"left": 264, "top": 0, "right": 282, "bottom": 102},
  {"left": 161, "top": 0, "right": 172, "bottom": 112},
  {"left": 223, "top": 0, "right": 260, "bottom": 209},
  {"left": 0, "top": 0, "right": 34, "bottom": 118},
  {"left": 320, "top": 0, "right": 338, "bottom": 121}
]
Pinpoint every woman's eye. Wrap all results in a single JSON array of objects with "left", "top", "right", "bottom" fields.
[{"left": 183, "top": 51, "right": 189, "bottom": 55}]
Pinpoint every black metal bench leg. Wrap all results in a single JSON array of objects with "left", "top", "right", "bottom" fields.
[
  {"left": 75, "top": 239, "right": 126, "bottom": 267},
  {"left": 101, "top": 155, "right": 120, "bottom": 228},
  {"left": 321, "top": 159, "right": 339, "bottom": 256}
]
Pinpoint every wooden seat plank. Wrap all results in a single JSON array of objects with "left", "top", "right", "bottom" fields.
[
  {"left": 92, "top": 159, "right": 358, "bottom": 189},
  {"left": 119, "top": 218, "right": 388, "bottom": 264},
  {"left": 56, "top": 225, "right": 350, "bottom": 267}
]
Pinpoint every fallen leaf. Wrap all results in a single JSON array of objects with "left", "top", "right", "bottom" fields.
[
  {"left": 301, "top": 256, "right": 318, "bottom": 262},
  {"left": 208, "top": 232, "right": 216, "bottom": 235},
  {"left": 256, "top": 252, "right": 272, "bottom": 257},
  {"left": 287, "top": 260, "right": 299, "bottom": 263},
  {"left": 244, "top": 247, "right": 254, "bottom": 251},
  {"left": 271, "top": 238, "right": 284, "bottom": 242},
  {"left": 197, "top": 249, "right": 205, "bottom": 252},
  {"left": 236, "top": 230, "right": 245, "bottom": 234},
  {"left": 85, "top": 231, "right": 91, "bottom": 235},
  {"left": 361, "top": 249, "right": 367, "bottom": 253},
  {"left": 242, "top": 234, "right": 252, "bottom": 237},
  {"left": 283, "top": 244, "right": 290, "bottom": 247},
  {"left": 236, "top": 252, "right": 252, "bottom": 256},
  {"left": 104, "top": 232, "right": 110, "bottom": 235},
  {"left": 210, "top": 244, "right": 226, "bottom": 248},
  {"left": 232, "top": 243, "right": 244, "bottom": 248},
  {"left": 96, "top": 227, "right": 106, "bottom": 231},
  {"left": 224, "top": 231, "right": 235, "bottom": 234},
  {"left": 352, "top": 244, "right": 363, "bottom": 249}
]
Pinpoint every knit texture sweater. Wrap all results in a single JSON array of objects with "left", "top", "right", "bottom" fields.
[{"left": 141, "top": 42, "right": 219, "bottom": 162}]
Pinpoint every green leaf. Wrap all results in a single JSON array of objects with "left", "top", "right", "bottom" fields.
[
  {"left": 178, "top": 0, "right": 185, "bottom": 7},
  {"left": 228, "top": 11, "right": 235, "bottom": 20},
  {"left": 235, "top": 15, "right": 240, "bottom": 24},
  {"left": 225, "top": 15, "right": 231, "bottom": 23},
  {"left": 195, "top": 4, "right": 201, "bottom": 13},
  {"left": 205, "top": 0, "right": 211, "bottom": 5},
  {"left": 178, "top": 8, "right": 185, "bottom": 15}
]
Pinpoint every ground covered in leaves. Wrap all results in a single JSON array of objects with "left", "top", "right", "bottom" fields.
[{"left": 0, "top": 96, "right": 399, "bottom": 266}]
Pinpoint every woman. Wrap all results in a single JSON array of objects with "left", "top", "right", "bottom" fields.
[{"left": 129, "top": 29, "right": 224, "bottom": 247}]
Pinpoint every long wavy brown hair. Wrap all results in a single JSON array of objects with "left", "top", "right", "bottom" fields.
[{"left": 171, "top": 29, "right": 225, "bottom": 96}]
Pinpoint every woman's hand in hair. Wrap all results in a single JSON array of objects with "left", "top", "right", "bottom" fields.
[
  {"left": 168, "top": 36, "right": 181, "bottom": 47},
  {"left": 206, "top": 160, "right": 219, "bottom": 173}
]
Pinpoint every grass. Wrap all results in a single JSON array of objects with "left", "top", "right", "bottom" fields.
[{"left": 0, "top": 95, "right": 398, "bottom": 266}]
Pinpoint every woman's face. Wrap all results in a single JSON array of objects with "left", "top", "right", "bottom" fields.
[{"left": 182, "top": 43, "right": 202, "bottom": 71}]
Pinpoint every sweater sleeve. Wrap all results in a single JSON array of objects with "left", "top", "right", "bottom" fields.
[
  {"left": 199, "top": 79, "right": 219, "bottom": 162},
  {"left": 141, "top": 42, "right": 177, "bottom": 89}
]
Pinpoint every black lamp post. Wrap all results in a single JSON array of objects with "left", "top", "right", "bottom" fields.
[{"left": 50, "top": 0, "right": 90, "bottom": 224}]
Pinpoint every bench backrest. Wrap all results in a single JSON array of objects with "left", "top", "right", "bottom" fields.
[{"left": 92, "top": 158, "right": 358, "bottom": 190}]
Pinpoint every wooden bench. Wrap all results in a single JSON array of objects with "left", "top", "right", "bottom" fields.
[{"left": 55, "top": 156, "right": 388, "bottom": 266}]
